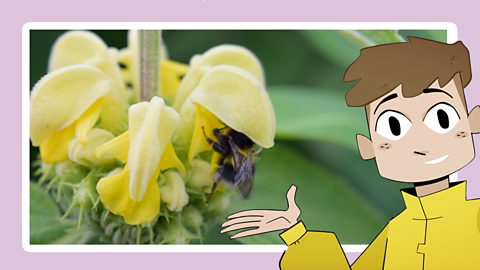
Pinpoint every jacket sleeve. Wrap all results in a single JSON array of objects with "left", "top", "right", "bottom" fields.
[{"left": 279, "top": 221, "right": 389, "bottom": 270}]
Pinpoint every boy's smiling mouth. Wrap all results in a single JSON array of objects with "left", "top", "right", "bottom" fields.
[{"left": 424, "top": 154, "right": 449, "bottom": 164}]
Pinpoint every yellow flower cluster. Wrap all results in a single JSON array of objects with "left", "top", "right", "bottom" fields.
[{"left": 30, "top": 30, "right": 275, "bottom": 232}]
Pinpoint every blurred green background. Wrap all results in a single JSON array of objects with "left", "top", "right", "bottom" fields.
[{"left": 30, "top": 29, "right": 447, "bottom": 245}]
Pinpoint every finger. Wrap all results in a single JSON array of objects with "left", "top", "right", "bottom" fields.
[
  {"left": 227, "top": 210, "right": 265, "bottom": 219},
  {"left": 222, "top": 216, "right": 262, "bottom": 227},
  {"left": 230, "top": 228, "right": 263, "bottom": 239},
  {"left": 286, "top": 185, "right": 298, "bottom": 208},
  {"left": 220, "top": 222, "right": 261, "bottom": 233}
]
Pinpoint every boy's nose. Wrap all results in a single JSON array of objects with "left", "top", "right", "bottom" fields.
[{"left": 413, "top": 151, "right": 429, "bottom": 156}]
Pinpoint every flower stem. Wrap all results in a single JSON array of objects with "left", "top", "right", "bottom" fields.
[
  {"left": 138, "top": 30, "right": 161, "bottom": 101},
  {"left": 136, "top": 225, "right": 142, "bottom": 245}
]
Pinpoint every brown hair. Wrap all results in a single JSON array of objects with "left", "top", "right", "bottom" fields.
[{"left": 344, "top": 37, "right": 472, "bottom": 109}]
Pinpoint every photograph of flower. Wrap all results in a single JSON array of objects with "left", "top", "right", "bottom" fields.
[{"left": 29, "top": 28, "right": 447, "bottom": 245}]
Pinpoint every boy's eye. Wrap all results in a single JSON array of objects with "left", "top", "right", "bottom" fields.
[
  {"left": 375, "top": 111, "right": 411, "bottom": 140},
  {"left": 423, "top": 103, "right": 460, "bottom": 134}
]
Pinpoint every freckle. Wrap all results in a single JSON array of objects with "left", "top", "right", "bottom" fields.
[
  {"left": 456, "top": 131, "right": 468, "bottom": 138},
  {"left": 379, "top": 143, "right": 391, "bottom": 150}
]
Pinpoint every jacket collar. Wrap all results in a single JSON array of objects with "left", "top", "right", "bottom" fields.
[{"left": 400, "top": 181, "right": 466, "bottom": 219}]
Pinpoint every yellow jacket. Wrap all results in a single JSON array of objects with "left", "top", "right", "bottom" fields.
[{"left": 279, "top": 182, "right": 480, "bottom": 269}]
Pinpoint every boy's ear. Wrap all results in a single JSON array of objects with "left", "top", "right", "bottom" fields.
[
  {"left": 468, "top": 106, "right": 480, "bottom": 134},
  {"left": 357, "top": 134, "right": 375, "bottom": 160}
]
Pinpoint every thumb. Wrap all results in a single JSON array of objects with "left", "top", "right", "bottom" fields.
[{"left": 286, "top": 185, "right": 298, "bottom": 210}]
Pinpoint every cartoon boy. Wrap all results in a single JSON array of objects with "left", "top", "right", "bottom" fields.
[{"left": 221, "top": 37, "right": 480, "bottom": 269}]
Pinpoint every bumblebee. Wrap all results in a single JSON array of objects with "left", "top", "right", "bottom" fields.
[{"left": 202, "top": 126, "right": 262, "bottom": 202}]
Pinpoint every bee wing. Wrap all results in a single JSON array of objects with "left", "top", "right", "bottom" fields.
[
  {"left": 228, "top": 137, "right": 243, "bottom": 170},
  {"left": 228, "top": 137, "right": 255, "bottom": 199},
  {"left": 235, "top": 152, "right": 254, "bottom": 199},
  {"left": 238, "top": 176, "right": 253, "bottom": 199}
]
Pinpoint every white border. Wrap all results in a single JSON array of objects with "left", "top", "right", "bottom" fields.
[{"left": 22, "top": 22, "right": 458, "bottom": 253}]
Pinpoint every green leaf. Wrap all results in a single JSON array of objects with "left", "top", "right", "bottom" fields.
[
  {"left": 50, "top": 229, "right": 95, "bottom": 244},
  {"left": 202, "top": 223, "right": 242, "bottom": 244},
  {"left": 163, "top": 30, "right": 312, "bottom": 86},
  {"left": 287, "top": 140, "right": 410, "bottom": 221},
  {"left": 227, "top": 144, "right": 388, "bottom": 245},
  {"left": 30, "top": 183, "right": 76, "bottom": 244},
  {"left": 268, "top": 85, "right": 368, "bottom": 151},
  {"left": 398, "top": 30, "right": 447, "bottom": 43},
  {"left": 298, "top": 30, "right": 362, "bottom": 69},
  {"left": 337, "top": 30, "right": 405, "bottom": 47}
]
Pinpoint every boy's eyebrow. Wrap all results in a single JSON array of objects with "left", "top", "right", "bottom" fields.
[
  {"left": 374, "top": 93, "right": 398, "bottom": 115},
  {"left": 423, "top": 88, "right": 453, "bottom": 99}
]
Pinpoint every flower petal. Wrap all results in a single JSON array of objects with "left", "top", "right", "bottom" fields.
[
  {"left": 171, "top": 101, "right": 197, "bottom": 158},
  {"left": 159, "top": 171, "right": 189, "bottom": 212},
  {"left": 49, "top": 31, "right": 107, "bottom": 71},
  {"left": 98, "top": 91, "right": 128, "bottom": 135},
  {"left": 188, "top": 105, "right": 223, "bottom": 163},
  {"left": 95, "top": 130, "right": 129, "bottom": 163},
  {"left": 123, "top": 166, "right": 161, "bottom": 225},
  {"left": 159, "top": 141, "right": 187, "bottom": 178},
  {"left": 190, "top": 65, "right": 275, "bottom": 148},
  {"left": 188, "top": 159, "right": 213, "bottom": 192},
  {"left": 96, "top": 164, "right": 161, "bottom": 225},
  {"left": 30, "top": 64, "right": 112, "bottom": 146},
  {"left": 161, "top": 60, "right": 189, "bottom": 98},
  {"left": 97, "top": 166, "right": 130, "bottom": 216},
  {"left": 172, "top": 44, "right": 265, "bottom": 111},
  {"left": 119, "top": 30, "right": 140, "bottom": 98},
  {"left": 128, "top": 97, "right": 181, "bottom": 201},
  {"left": 48, "top": 31, "right": 131, "bottom": 106},
  {"left": 128, "top": 99, "right": 162, "bottom": 201},
  {"left": 68, "top": 128, "right": 115, "bottom": 167},
  {"left": 39, "top": 122, "right": 76, "bottom": 163},
  {"left": 75, "top": 97, "right": 103, "bottom": 145}
]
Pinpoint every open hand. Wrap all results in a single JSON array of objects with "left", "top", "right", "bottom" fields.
[{"left": 221, "top": 185, "right": 301, "bottom": 239}]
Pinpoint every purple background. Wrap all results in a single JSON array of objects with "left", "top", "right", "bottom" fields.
[{"left": 5, "top": 0, "right": 479, "bottom": 269}]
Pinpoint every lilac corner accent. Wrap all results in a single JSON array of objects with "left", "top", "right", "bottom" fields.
[{"left": 346, "top": 252, "right": 362, "bottom": 265}]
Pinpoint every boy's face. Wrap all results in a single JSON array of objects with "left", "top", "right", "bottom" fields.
[{"left": 366, "top": 74, "right": 475, "bottom": 182}]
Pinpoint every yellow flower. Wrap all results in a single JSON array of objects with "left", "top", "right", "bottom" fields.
[
  {"left": 188, "top": 159, "right": 214, "bottom": 192},
  {"left": 96, "top": 96, "right": 186, "bottom": 225},
  {"left": 172, "top": 44, "right": 265, "bottom": 111},
  {"left": 159, "top": 171, "right": 189, "bottom": 212},
  {"left": 30, "top": 64, "right": 126, "bottom": 163},
  {"left": 174, "top": 65, "right": 275, "bottom": 164},
  {"left": 31, "top": 30, "right": 276, "bottom": 243},
  {"left": 68, "top": 128, "right": 115, "bottom": 168},
  {"left": 48, "top": 31, "right": 129, "bottom": 134},
  {"left": 48, "top": 31, "right": 131, "bottom": 107},
  {"left": 171, "top": 45, "right": 268, "bottom": 157}
]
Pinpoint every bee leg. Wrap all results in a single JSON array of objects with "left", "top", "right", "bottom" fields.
[
  {"left": 206, "top": 170, "right": 222, "bottom": 203},
  {"left": 202, "top": 126, "right": 226, "bottom": 154},
  {"left": 254, "top": 146, "right": 263, "bottom": 155},
  {"left": 214, "top": 126, "right": 229, "bottom": 133},
  {"left": 213, "top": 169, "right": 221, "bottom": 185}
]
